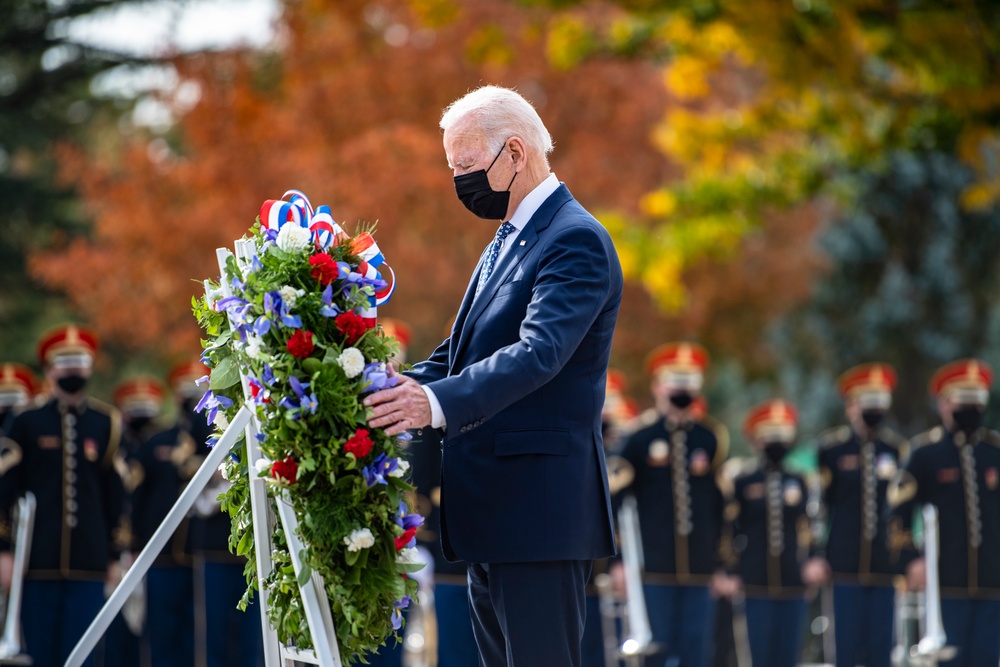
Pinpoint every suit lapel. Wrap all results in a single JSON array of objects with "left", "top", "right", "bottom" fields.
[
  {"left": 448, "top": 249, "right": 488, "bottom": 370},
  {"left": 450, "top": 185, "right": 573, "bottom": 370}
]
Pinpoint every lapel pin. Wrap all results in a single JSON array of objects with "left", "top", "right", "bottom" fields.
[{"left": 519, "top": 240, "right": 526, "bottom": 246}]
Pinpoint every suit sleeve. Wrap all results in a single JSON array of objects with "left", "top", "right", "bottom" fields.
[
  {"left": 427, "top": 223, "right": 619, "bottom": 439},
  {"left": 406, "top": 336, "right": 451, "bottom": 386}
]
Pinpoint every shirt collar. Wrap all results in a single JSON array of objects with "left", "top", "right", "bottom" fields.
[{"left": 506, "top": 173, "right": 559, "bottom": 231}]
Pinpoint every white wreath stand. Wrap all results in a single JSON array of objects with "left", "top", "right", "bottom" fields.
[{"left": 68, "top": 240, "right": 342, "bottom": 667}]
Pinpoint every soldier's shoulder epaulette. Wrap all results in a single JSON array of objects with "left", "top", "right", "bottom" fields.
[
  {"left": 910, "top": 426, "right": 944, "bottom": 450},
  {"left": 983, "top": 430, "right": 1000, "bottom": 448},
  {"left": 635, "top": 408, "right": 660, "bottom": 429},
  {"left": 720, "top": 456, "right": 759, "bottom": 482},
  {"left": 819, "top": 425, "right": 852, "bottom": 449},
  {"left": 878, "top": 427, "right": 906, "bottom": 448}
]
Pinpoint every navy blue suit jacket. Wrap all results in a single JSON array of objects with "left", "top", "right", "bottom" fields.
[{"left": 407, "top": 184, "right": 622, "bottom": 564}]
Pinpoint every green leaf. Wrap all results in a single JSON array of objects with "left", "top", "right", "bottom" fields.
[
  {"left": 210, "top": 355, "right": 242, "bottom": 390},
  {"left": 395, "top": 561, "right": 426, "bottom": 574},
  {"left": 236, "top": 530, "right": 253, "bottom": 556},
  {"left": 297, "top": 563, "right": 313, "bottom": 587},
  {"left": 345, "top": 548, "right": 360, "bottom": 567}
]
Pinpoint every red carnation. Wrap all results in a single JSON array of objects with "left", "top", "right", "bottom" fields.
[
  {"left": 335, "top": 312, "right": 367, "bottom": 345},
  {"left": 270, "top": 456, "right": 298, "bottom": 484},
  {"left": 309, "top": 253, "right": 339, "bottom": 285},
  {"left": 344, "top": 428, "right": 374, "bottom": 458},
  {"left": 287, "top": 330, "right": 315, "bottom": 358},
  {"left": 394, "top": 526, "right": 418, "bottom": 551}
]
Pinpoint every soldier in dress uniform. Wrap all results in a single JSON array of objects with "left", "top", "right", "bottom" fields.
[
  {"left": 611, "top": 342, "right": 727, "bottom": 667},
  {"left": 131, "top": 363, "right": 208, "bottom": 667},
  {"left": 888, "top": 358, "right": 1000, "bottom": 667},
  {"left": 816, "top": 363, "right": 907, "bottom": 667},
  {"left": 0, "top": 363, "right": 37, "bottom": 440},
  {"left": 104, "top": 376, "right": 167, "bottom": 667},
  {"left": 0, "top": 324, "right": 127, "bottom": 667},
  {"left": 720, "top": 399, "right": 827, "bottom": 667}
]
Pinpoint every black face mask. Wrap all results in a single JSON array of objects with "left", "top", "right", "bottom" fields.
[
  {"left": 861, "top": 409, "right": 886, "bottom": 428},
  {"left": 454, "top": 145, "right": 516, "bottom": 220},
  {"left": 953, "top": 405, "right": 984, "bottom": 434},
  {"left": 127, "top": 416, "right": 153, "bottom": 432},
  {"left": 669, "top": 392, "right": 694, "bottom": 409},
  {"left": 764, "top": 441, "right": 790, "bottom": 464},
  {"left": 57, "top": 374, "right": 88, "bottom": 394}
]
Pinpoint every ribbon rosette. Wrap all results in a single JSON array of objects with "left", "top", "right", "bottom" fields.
[{"left": 257, "top": 190, "right": 398, "bottom": 323}]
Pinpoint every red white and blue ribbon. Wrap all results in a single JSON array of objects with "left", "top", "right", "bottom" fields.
[{"left": 257, "top": 189, "right": 398, "bottom": 324}]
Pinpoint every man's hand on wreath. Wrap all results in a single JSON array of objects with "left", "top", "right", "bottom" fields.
[{"left": 364, "top": 373, "right": 432, "bottom": 436}]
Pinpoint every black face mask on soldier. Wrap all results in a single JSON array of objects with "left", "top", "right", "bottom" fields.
[
  {"left": 57, "top": 374, "right": 88, "bottom": 394},
  {"left": 764, "top": 441, "right": 790, "bottom": 464},
  {"left": 669, "top": 391, "right": 694, "bottom": 409},
  {"left": 128, "top": 416, "right": 153, "bottom": 432},
  {"left": 953, "top": 405, "right": 984, "bottom": 434},
  {"left": 861, "top": 409, "right": 886, "bottom": 428},
  {"left": 453, "top": 145, "right": 517, "bottom": 220}
]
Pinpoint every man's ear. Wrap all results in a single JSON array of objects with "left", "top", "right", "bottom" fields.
[{"left": 507, "top": 136, "right": 527, "bottom": 170}]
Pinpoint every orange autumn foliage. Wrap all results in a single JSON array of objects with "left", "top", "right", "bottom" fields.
[{"left": 30, "top": 0, "right": 822, "bottom": 375}]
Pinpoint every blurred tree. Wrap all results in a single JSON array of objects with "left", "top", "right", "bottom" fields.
[
  {"left": 0, "top": 0, "right": 153, "bottom": 365},
  {"left": 26, "top": 0, "right": 704, "bottom": 367},
  {"left": 775, "top": 150, "right": 1000, "bottom": 437},
  {"left": 518, "top": 0, "right": 1000, "bottom": 309}
]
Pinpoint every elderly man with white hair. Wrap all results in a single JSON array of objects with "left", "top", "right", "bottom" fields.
[{"left": 365, "top": 85, "right": 623, "bottom": 666}]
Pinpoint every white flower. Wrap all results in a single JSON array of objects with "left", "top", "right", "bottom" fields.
[
  {"left": 245, "top": 335, "right": 266, "bottom": 359},
  {"left": 387, "top": 459, "right": 410, "bottom": 478},
  {"left": 396, "top": 547, "right": 420, "bottom": 564},
  {"left": 278, "top": 285, "right": 305, "bottom": 309},
  {"left": 343, "top": 527, "right": 375, "bottom": 552},
  {"left": 337, "top": 347, "right": 365, "bottom": 379},
  {"left": 217, "top": 461, "right": 231, "bottom": 481},
  {"left": 254, "top": 458, "right": 272, "bottom": 476},
  {"left": 276, "top": 224, "right": 312, "bottom": 253}
]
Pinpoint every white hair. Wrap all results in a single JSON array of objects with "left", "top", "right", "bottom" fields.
[{"left": 440, "top": 85, "right": 554, "bottom": 159}]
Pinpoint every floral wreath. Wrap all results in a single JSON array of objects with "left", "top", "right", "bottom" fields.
[{"left": 193, "top": 190, "right": 423, "bottom": 664}]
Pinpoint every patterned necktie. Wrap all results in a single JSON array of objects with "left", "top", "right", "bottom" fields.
[{"left": 475, "top": 222, "right": 516, "bottom": 297}]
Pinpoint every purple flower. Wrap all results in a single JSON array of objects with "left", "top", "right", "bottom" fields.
[
  {"left": 362, "top": 453, "right": 398, "bottom": 487},
  {"left": 280, "top": 376, "right": 318, "bottom": 418},
  {"left": 260, "top": 291, "right": 302, "bottom": 331},
  {"left": 253, "top": 315, "right": 271, "bottom": 336},
  {"left": 261, "top": 363, "right": 276, "bottom": 385},
  {"left": 263, "top": 228, "right": 279, "bottom": 245},
  {"left": 249, "top": 255, "right": 263, "bottom": 274},
  {"left": 396, "top": 431, "right": 413, "bottom": 443},
  {"left": 394, "top": 501, "right": 424, "bottom": 530},
  {"left": 194, "top": 389, "right": 234, "bottom": 425},
  {"left": 319, "top": 283, "right": 341, "bottom": 318},
  {"left": 214, "top": 295, "right": 247, "bottom": 312},
  {"left": 391, "top": 594, "right": 411, "bottom": 629},
  {"left": 360, "top": 363, "right": 398, "bottom": 395},
  {"left": 230, "top": 275, "right": 245, "bottom": 292},
  {"left": 401, "top": 512, "right": 424, "bottom": 531}
]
